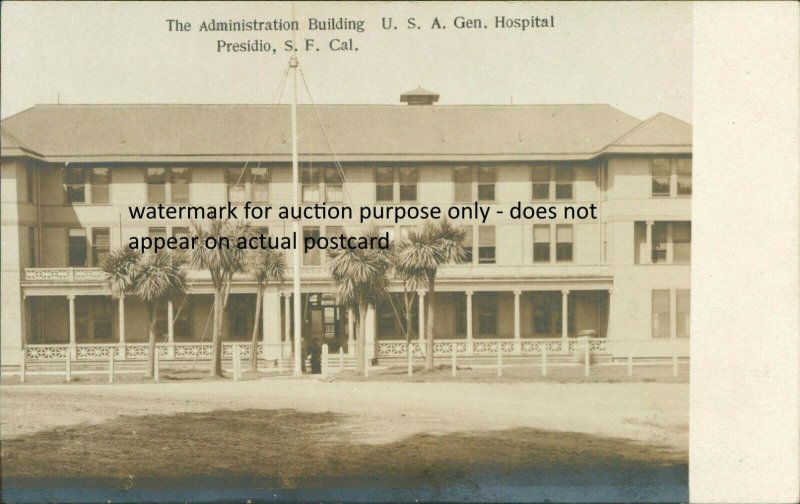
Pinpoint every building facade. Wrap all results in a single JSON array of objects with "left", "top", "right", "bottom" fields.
[{"left": 0, "top": 92, "right": 691, "bottom": 367}]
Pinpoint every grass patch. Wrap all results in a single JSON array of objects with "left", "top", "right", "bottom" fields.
[{"left": 2, "top": 409, "right": 686, "bottom": 499}]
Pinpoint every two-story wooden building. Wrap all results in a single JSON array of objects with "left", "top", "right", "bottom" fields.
[{"left": 0, "top": 89, "right": 691, "bottom": 368}]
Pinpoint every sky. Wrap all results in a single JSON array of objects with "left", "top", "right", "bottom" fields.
[{"left": 0, "top": 1, "right": 692, "bottom": 122}]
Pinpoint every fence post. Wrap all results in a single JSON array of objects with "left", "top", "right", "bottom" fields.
[
  {"left": 154, "top": 349, "right": 160, "bottom": 382},
  {"left": 451, "top": 351, "right": 457, "bottom": 378},
  {"left": 278, "top": 356, "right": 283, "bottom": 374},
  {"left": 109, "top": 351, "right": 115, "bottom": 384},
  {"left": 322, "top": 344, "right": 329, "bottom": 380},
  {"left": 584, "top": 343, "right": 590, "bottom": 377},
  {"left": 233, "top": 347, "right": 240, "bottom": 382},
  {"left": 20, "top": 354, "right": 26, "bottom": 384},
  {"left": 497, "top": 345, "right": 503, "bottom": 377},
  {"left": 627, "top": 352, "right": 633, "bottom": 377},
  {"left": 65, "top": 354, "right": 71, "bottom": 383},
  {"left": 339, "top": 347, "right": 344, "bottom": 371},
  {"left": 407, "top": 344, "right": 413, "bottom": 376},
  {"left": 541, "top": 347, "right": 547, "bottom": 376},
  {"left": 364, "top": 358, "right": 369, "bottom": 378}
]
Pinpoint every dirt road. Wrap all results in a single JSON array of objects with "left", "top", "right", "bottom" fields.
[{"left": 1, "top": 378, "right": 687, "bottom": 451}]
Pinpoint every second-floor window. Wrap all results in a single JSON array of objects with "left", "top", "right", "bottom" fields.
[
  {"left": 91, "top": 228, "right": 110, "bottom": 266},
  {"left": 68, "top": 228, "right": 87, "bottom": 267},
  {"left": 477, "top": 225, "right": 495, "bottom": 264},
  {"left": 227, "top": 166, "right": 269, "bottom": 203},
  {"left": 64, "top": 167, "right": 109, "bottom": 204},
  {"left": 532, "top": 165, "right": 574, "bottom": 201},
  {"left": 454, "top": 166, "right": 495, "bottom": 202},
  {"left": 147, "top": 167, "right": 190, "bottom": 204}
]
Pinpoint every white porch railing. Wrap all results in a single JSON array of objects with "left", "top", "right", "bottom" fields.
[
  {"left": 377, "top": 338, "right": 609, "bottom": 357},
  {"left": 24, "top": 342, "right": 263, "bottom": 362}
]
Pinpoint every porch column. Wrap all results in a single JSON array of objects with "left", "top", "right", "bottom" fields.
[
  {"left": 418, "top": 291, "right": 426, "bottom": 343},
  {"left": 262, "top": 290, "right": 282, "bottom": 359},
  {"left": 167, "top": 300, "right": 175, "bottom": 358},
  {"left": 365, "top": 305, "right": 376, "bottom": 364},
  {"left": 465, "top": 290, "right": 474, "bottom": 355},
  {"left": 347, "top": 307, "right": 355, "bottom": 356},
  {"left": 68, "top": 295, "right": 76, "bottom": 360},
  {"left": 645, "top": 221, "right": 654, "bottom": 264},
  {"left": 513, "top": 290, "right": 522, "bottom": 354},
  {"left": 282, "top": 294, "right": 291, "bottom": 358},
  {"left": 118, "top": 296, "right": 126, "bottom": 359},
  {"left": 561, "top": 289, "right": 570, "bottom": 354}
]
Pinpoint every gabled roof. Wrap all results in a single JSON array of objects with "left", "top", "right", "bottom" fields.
[
  {"left": 0, "top": 103, "right": 689, "bottom": 163},
  {"left": 605, "top": 113, "right": 692, "bottom": 154}
]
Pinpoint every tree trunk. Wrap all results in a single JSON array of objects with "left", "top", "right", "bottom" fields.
[
  {"left": 356, "top": 301, "right": 368, "bottom": 374},
  {"left": 405, "top": 292, "right": 415, "bottom": 363},
  {"left": 250, "top": 285, "right": 264, "bottom": 371},
  {"left": 425, "top": 274, "right": 436, "bottom": 370},
  {"left": 146, "top": 304, "right": 156, "bottom": 379},
  {"left": 210, "top": 290, "right": 223, "bottom": 377}
]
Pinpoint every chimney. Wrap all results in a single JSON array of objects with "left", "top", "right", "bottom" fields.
[{"left": 400, "top": 87, "right": 439, "bottom": 106}]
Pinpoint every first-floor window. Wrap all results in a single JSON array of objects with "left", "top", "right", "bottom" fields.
[
  {"left": 454, "top": 293, "right": 467, "bottom": 335},
  {"left": 677, "top": 289, "right": 690, "bottom": 338},
  {"left": 556, "top": 225, "right": 573, "bottom": 262},
  {"left": 477, "top": 292, "right": 497, "bottom": 335},
  {"left": 652, "top": 290, "right": 671, "bottom": 338},
  {"left": 533, "top": 225, "right": 550, "bottom": 262},
  {"left": 377, "top": 299, "right": 396, "bottom": 338},
  {"left": 93, "top": 297, "right": 114, "bottom": 340},
  {"left": 174, "top": 296, "right": 192, "bottom": 339},
  {"left": 478, "top": 226, "right": 495, "bottom": 264},
  {"left": 68, "top": 228, "right": 88, "bottom": 267}
]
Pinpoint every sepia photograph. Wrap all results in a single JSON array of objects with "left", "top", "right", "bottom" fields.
[{"left": 3, "top": 1, "right": 791, "bottom": 503}]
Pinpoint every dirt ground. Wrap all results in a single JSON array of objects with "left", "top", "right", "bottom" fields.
[{"left": 1, "top": 377, "right": 688, "bottom": 451}]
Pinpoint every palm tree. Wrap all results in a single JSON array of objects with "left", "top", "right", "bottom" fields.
[
  {"left": 101, "top": 248, "right": 187, "bottom": 379},
  {"left": 328, "top": 227, "right": 392, "bottom": 375},
  {"left": 395, "top": 220, "right": 466, "bottom": 370},
  {"left": 189, "top": 219, "right": 250, "bottom": 377},
  {"left": 245, "top": 247, "right": 286, "bottom": 371},
  {"left": 393, "top": 252, "right": 427, "bottom": 358}
]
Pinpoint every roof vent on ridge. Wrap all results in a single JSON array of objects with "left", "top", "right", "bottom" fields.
[{"left": 400, "top": 87, "right": 439, "bottom": 105}]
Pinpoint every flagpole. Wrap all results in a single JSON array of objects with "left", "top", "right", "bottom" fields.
[{"left": 291, "top": 2, "right": 302, "bottom": 376}]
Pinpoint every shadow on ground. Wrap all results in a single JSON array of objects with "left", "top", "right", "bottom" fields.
[{"left": 1, "top": 409, "right": 687, "bottom": 503}]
